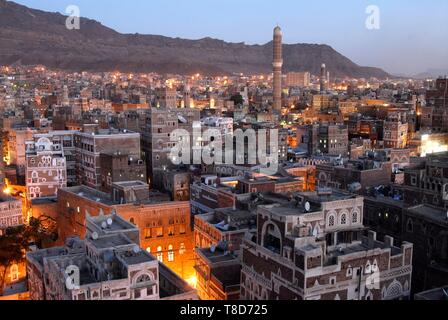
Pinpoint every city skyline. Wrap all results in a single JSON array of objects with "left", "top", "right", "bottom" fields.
[
  {"left": 11, "top": 0, "right": 448, "bottom": 76},
  {"left": 2, "top": 0, "right": 448, "bottom": 305}
]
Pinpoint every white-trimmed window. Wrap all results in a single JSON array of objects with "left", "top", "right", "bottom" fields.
[
  {"left": 328, "top": 215, "right": 336, "bottom": 227},
  {"left": 168, "top": 245, "right": 174, "bottom": 262},
  {"left": 157, "top": 246, "right": 163, "bottom": 262}
]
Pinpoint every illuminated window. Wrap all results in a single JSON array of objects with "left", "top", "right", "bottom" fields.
[
  {"left": 168, "top": 245, "right": 174, "bottom": 262},
  {"left": 10, "top": 264, "right": 19, "bottom": 282},
  {"left": 179, "top": 243, "right": 186, "bottom": 255},
  {"left": 157, "top": 246, "right": 163, "bottom": 262},
  {"left": 179, "top": 224, "right": 186, "bottom": 235}
]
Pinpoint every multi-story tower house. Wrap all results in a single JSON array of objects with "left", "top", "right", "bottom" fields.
[
  {"left": 240, "top": 190, "right": 413, "bottom": 300},
  {"left": 26, "top": 213, "right": 197, "bottom": 300},
  {"left": 25, "top": 137, "right": 67, "bottom": 200},
  {"left": 74, "top": 127, "right": 141, "bottom": 188},
  {"left": 422, "top": 78, "right": 448, "bottom": 132}
]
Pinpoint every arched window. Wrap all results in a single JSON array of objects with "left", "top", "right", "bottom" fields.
[
  {"left": 10, "top": 264, "right": 19, "bottom": 282},
  {"left": 406, "top": 219, "right": 414, "bottom": 233},
  {"left": 168, "top": 245, "right": 174, "bottom": 262},
  {"left": 156, "top": 246, "right": 163, "bottom": 262},
  {"left": 179, "top": 243, "right": 186, "bottom": 255},
  {"left": 340, "top": 214, "right": 347, "bottom": 225},
  {"left": 130, "top": 218, "right": 135, "bottom": 225},
  {"left": 328, "top": 215, "right": 336, "bottom": 227},
  {"left": 146, "top": 247, "right": 151, "bottom": 253},
  {"left": 136, "top": 274, "right": 151, "bottom": 284},
  {"left": 352, "top": 212, "right": 359, "bottom": 224}
]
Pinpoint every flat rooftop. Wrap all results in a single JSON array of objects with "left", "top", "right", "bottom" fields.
[
  {"left": 62, "top": 186, "right": 115, "bottom": 206},
  {"left": 116, "top": 249, "right": 155, "bottom": 265},
  {"left": 198, "top": 248, "right": 239, "bottom": 264},
  {"left": 211, "top": 265, "right": 241, "bottom": 288},
  {"left": 407, "top": 205, "right": 448, "bottom": 224},
  {"left": 415, "top": 287, "right": 448, "bottom": 300},
  {"left": 300, "top": 190, "right": 358, "bottom": 204},
  {"left": 89, "top": 214, "right": 136, "bottom": 232},
  {"left": 90, "top": 234, "right": 134, "bottom": 250}
]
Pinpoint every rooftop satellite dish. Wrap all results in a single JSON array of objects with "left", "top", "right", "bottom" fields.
[
  {"left": 305, "top": 202, "right": 311, "bottom": 212},
  {"left": 210, "top": 245, "right": 217, "bottom": 253},
  {"left": 101, "top": 222, "right": 107, "bottom": 229},
  {"left": 133, "top": 246, "right": 141, "bottom": 254},
  {"left": 107, "top": 218, "right": 113, "bottom": 226},
  {"left": 92, "top": 232, "right": 98, "bottom": 240}
]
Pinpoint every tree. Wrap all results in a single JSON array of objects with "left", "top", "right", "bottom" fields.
[
  {"left": 0, "top": 218, "right": 55, "bottom": 295},
  {"left": 0, "top": 233, "right": 24, "bottom": 296}
]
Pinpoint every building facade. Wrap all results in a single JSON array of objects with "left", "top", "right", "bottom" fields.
[
  {"left": 27, "top": 213, "right": 197, "bottom": 300},
  {"left": 25, "top": 137, "right": 67, "bottom": 200},
  {"left": 240, "top": 190, "right": 413, "bottom": 300}
]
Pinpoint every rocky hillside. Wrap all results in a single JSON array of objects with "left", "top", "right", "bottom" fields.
[{"left": 0, "top": 0, "right": 390, "bottom": 78}]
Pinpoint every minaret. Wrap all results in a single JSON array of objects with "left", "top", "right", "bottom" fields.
[
  {"left": 320, "top": 63, "right": 328, "bottom": 93},
  {"left": 273, "top": 26, "right": 283, "bottom": 112},
  {"left": 62, "top": 85, "right": 69, "bottom": 106},
  {"left": 183, "top": 82, "right": 191, "bottom": 109}
]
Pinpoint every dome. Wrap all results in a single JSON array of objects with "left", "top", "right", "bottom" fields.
[{"left": 274, "top": 26, "right": 282, "bottom": 36}]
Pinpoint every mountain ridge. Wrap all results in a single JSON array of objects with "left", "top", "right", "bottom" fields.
[{"left": 0, "top": 0, "right": 390, "bottom": 78}]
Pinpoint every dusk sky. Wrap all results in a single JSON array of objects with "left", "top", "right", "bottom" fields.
[{"left": 13, "top": 0, "right": 448, "bottom": 76}]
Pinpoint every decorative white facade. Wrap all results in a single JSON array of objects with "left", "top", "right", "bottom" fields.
[{"left": 25, "top": 137, "right": 67, "bottom": 200}]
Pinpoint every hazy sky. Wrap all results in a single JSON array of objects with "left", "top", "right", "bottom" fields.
[{"left": 13, "top": 0, "right": 448, "bottom": 75}]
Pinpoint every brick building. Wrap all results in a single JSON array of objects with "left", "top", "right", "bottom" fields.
[
  {"left": 401, "top": 152, "right": 448, "bottom": 208},
  {"left": 141, "top": 108, "right": 200, "bottom": 190},
  {"left": 364, "top": 193, "right": 448, "bottom": 294},
  {"left": 240, "top": 190, "right": 413, "bottom": 300},
  {"left": 99, "top": 152, "right": 147, "bottom": 193},
  {"left": 31, "top": 131, "right": 77, "bottom": 185},
  {"left": 195, "top": 246, "right": 241, "bottom": 300},
  {"left": 25, "top": 137, "right": 67, "bottom": 201},
  {"left": 27, "top": 213, "right": 197, "bottom": 300},
  {"left": 75, "top": 127, "right": 141, "bottom": 188},
  {"left": 285, "top": 72, "right": 310, "bottom": 88},
  {"left": 383, "top": 113, "right": 409, "bottom": 149},
  {"left": 316, "top": 157, "right": 392, "bottom": 193},
  {"left": 194, "top": 207, "right": 256, "bottom": 253},
  {"left": 56, "top": 183, "right": 195, "bottom": 281},
  {"left": 422, "top": 78, "right": 448, "bottom": 132},
  {"left": 0, "top": 194, "right": 22, "bottom": 235},
  {"left": 296, "top": 124, "right": 348, "bottom": 156}
]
